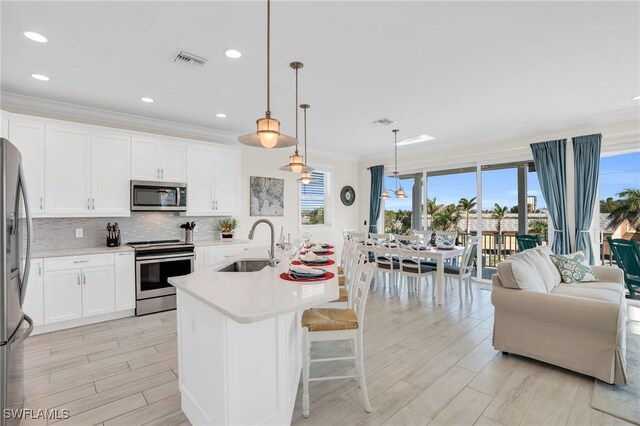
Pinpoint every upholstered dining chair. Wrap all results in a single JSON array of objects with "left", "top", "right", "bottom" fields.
[
  {"left": 515, "top": 234, "right": 542, "bottom": 252},
  {"left": 443, "top": 236, "right": 480, "bottom": 301},
  {"left": 373, "top": 245, "right": 401, "bottom": 293},
  {"left": 399, "top": 243, "right": 436, "bottom": 295},
  {"left": 301, "top": 261, "right": 374, "bottom": 418}
]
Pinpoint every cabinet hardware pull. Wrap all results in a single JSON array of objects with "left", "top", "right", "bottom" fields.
[
  {"left": 40, "top": 197, "right": 44, "bottom": 210},
  {"left": 92, "top": 198, "right": 95, "bottom": 210},
  {"left": 38, "top": 264, "right": 42, "bottom": 276},
  {"left": 73, "top": 260, "right": 89, "bottom": 263},
  {"left": 161, "top": 168, "right": 164, "bottom": 179},
  {"left": 83, "top": 273, "right": 86, "bottom": 285},
  {"left": 87, "top": 198, "right": 91, "bottom": 209},
  {"left": 157, "top": 168, "right": 160, "bottom": 179},
  {"left": 77, "top": 274, "right": 81, "bottom": 285}
]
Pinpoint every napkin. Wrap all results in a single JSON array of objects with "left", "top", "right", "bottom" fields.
[
  {"left": 290, "top": 265, "right": 323, "bottom": 275},
  {"left": 312, "top": 244, "right": 324, "bottom": 250},
  {"left": 301, "top": 251, "right": 320, "bottom": 260}
]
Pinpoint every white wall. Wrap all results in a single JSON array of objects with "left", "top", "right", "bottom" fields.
[{"left": 236, "top": 147, "right": 360, "bottom": 256}]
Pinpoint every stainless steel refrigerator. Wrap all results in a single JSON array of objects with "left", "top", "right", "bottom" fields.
[{"left": 1, "top": 138, "right": 33, "bottom": 426}]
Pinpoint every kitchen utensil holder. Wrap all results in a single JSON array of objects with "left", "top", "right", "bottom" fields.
[{"left": 185, "top": 229, "right": 193, "bottom": 244}]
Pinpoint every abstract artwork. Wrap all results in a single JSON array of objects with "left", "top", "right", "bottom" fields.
[{"left": 250, "top": 176, "right": 284, "bottom": 216}]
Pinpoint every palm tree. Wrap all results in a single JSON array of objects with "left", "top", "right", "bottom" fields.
[
  {"left": 529, "top": 220, "right": 548, "bottom": 241},
  {"left": 458, "top": 197, "right": 477, "bottom": 234},
  {"left": 492, "top": 203, "right": 509, "bottom": 235},
  {"left": 607, "top": 188, "right": 640, "bottom": 229},
  {"left": 432, "top": 204, "right": 460, "bottom": 231},
  {"left": 427, "top": 198, "right": 441, "bottom": 217}
]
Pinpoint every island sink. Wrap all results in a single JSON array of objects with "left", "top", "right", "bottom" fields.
[{"left": 217, "top": 259, "right": 279, "bottom": 272}]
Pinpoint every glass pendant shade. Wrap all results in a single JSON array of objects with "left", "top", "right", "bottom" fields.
[
  {"left": 257, "top": 117, "right": 280, "bottom": 148},
  {"left": 297, "top": 171, "right": 315, "bottom": 184},
  {"left": 381, "top": 190, "right": 390, "bottom": 199},
  {"left": 396, "top": 187, "right": 407, "bottom": 199},
  {"left": 279, "top": 152, "right": 305, "bottom": 172}
]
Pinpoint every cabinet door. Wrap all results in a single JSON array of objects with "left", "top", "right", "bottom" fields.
[
  {"left": 186, "top": 144, "right": 214, "bottom": 215},
  {"left": 114, "top": 252, "right": 135, "bottom": 311},
  {"left": 131, "top": 137, "right": 160, "bottom": 181},
  {"left": 44, "top": 126, "right": 92, "bottom": 215},
  {"left": 44, "top": 269, "right": 83, "bottom": 324},
  {"left": 160, "top": 141, "right": 186, "bottom": 182},
  {"left": 82, "top": 265, "right": 115, "bottom": 317},
  {"left": 213, "top": 150, "right": 240, "bottom": 214},
  {"left": 194, "top": 247, "right": 207, "bottom": 271},
  {"left": 91, "top": 132, "right": 131, "bottom": 216},
  {"left": 22, "top": 259, "right": 44, "bottom": 326},
  {"left": 1, "top": 118, "right": 8, "bottom": 138},
  {"left": 8, "top": 120, "right": 46, "bottom": 214}
]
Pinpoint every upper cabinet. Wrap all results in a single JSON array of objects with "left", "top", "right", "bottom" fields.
[
  {"left": 91, "top": 131, "right": 131, "bottom": 216},
  {"left": 186, "top": 143, "right": 240, "bottom": 216},
  {"left": 8, "top": 120, "right": 46, "bottom": 214},
  {"left": 131, "top": 137, "right": 186, "bottom": 182}
]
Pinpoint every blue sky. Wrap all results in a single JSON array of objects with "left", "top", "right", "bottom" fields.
[{"left": 384, "top": 152, "right": 640, "bottom": 211}]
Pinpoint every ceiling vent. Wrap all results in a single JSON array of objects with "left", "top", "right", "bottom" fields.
[
  {"left": 173, "top": 51, "right": 208, "bottom": 67},
  {"left": 372, "top": 118, "right": 395, "bottom": 126}
]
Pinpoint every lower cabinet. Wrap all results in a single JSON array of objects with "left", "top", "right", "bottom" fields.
[
  {"left": 44, "top": 268, "right": 84, "bottom": 324},
  {"left": 82, "top": 265, "right": 116, "bottom": 317},
  {"left": 194, "top": 244, "right": 247, "bottom": 271},
  {"left": 29, "top": 252, "right": 136, "bottom": 328},
  {"left": 23, "top": 258, "right": 44, "bottom": 326}
]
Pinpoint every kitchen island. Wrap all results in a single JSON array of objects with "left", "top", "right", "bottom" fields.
[{"left": 168, "top": 247, "right": 339, "bottom": 425}]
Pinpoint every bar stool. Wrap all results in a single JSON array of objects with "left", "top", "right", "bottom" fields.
[
  {"left": 327, "top": 249, "right": 366, "bottom": 308},
  {"left": 301, "top": 262, "right": 374, "bottom": 418}
]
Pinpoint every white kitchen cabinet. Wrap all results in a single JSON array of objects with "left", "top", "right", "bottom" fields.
[
  {"left": 44, "top": 125, "right": 92, "bottom": 215},
  {"left": 1, "top": 118, "right": 8, "bottom": 138},
  {"left": 22, "top": 258, "right": 44, "bottom": 326},
  {"left": 194, "top": 247, "right": 208, "bottom": 271},
  {"left": 131, "top": 136, "right": 186, "bottom": 182},
  {"left": 187, "top": 144, "right": 215, "bottom": 215},
  {"left": 91, "top": 132, "right": 131, "bottom": 216},
  {"left": 213, "top": 150, "right": 240, "bottom": 215},
  {"left": 8, "top": 120, "right": 46, "bottom": 214},
  {"left": 114, "top": 252, "right": 135, "bottom": 311},
  {"left": 194, "top": 244, "right": 247, "bottom": 270},
  {"left": 82, "top": 265, "right": 115, "bottom": 317},
  {"left": 186, "top": 144, "right": 240, "bottom": 216},
  {"left": 44, "top": 268, "right": 83, "bottom": 324}
]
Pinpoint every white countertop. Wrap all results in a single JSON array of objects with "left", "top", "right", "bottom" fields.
[
  {"left": 194, "top": 239, "right": 250, "bottom": 247},
  {"left": 32, "top": 245, "right": 135, "bottom": 258},
  {"left": 169, "top": 247, "right": 340, "bottom": 324}
]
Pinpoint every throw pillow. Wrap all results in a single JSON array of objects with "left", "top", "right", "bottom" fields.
[{"left": 549, "top": 251, "right": 598, "bottom": 283}]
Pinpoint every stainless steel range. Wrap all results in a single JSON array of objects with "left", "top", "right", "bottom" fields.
[{"left": 128, "top": 239, "right": 195, "bottom": 316}]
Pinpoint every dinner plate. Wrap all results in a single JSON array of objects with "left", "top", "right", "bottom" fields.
[
  {"left": 289, "top": 268, "right": 326, "bottom": 278},
  {"left": 300, "top": 257, "right": 329, "bottom": 264}
]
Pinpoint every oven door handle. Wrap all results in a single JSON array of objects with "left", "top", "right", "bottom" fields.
[{"left": 136, "top": 253, "right": 195, "bottom": 262}]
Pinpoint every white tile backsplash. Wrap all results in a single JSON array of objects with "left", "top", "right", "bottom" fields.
[{"left": 29, "top": 213, "right": 228, "bottom": 250}]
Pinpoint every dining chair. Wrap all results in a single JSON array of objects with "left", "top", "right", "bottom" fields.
[
  {"left": 399, "top": 244, "right": 435, "bottom": 295},
  {"left": 607, "top": 237, "right": 640, "bottom": 299},
  {"left": 373, "top": 245, "right": 401, "bottom": 293},
  {"left": 443, "top": 236, "right": 479, "bottom": 301},
  {"left": 301, "top": 262, "right": 374, "bottom": 418},
  {"left": 515, "top": 234, "right": 542, "bottom": 252}
]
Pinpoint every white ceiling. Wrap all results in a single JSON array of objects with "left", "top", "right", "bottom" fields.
[{"left": 1, "top": 1, "right": 639, "bottom": 160}]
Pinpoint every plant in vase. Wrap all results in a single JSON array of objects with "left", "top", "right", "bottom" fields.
[{"left": 217, "top": 218, "right": 238, "bottom": 239}]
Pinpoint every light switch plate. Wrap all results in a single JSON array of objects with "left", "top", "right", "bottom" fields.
[{"left": 75, "top": 228, "right": 83, "bottom": 238}]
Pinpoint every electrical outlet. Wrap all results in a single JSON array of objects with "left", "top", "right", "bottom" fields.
[{"left": 75, "top": 228, "right": 84, "bottom": 238}]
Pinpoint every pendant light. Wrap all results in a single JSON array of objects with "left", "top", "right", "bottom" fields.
[
  {"left": 238, "top": 0, "right": 296, "bottom": 149},
  {"left": 297, "top": 104, "right": 316, "bottom": 184},
  {"left": 392, "top": 129, "right": 407, "bottom": 199},
  {"left": 279, "top": 62, "right": 310, "bottom": 173}
]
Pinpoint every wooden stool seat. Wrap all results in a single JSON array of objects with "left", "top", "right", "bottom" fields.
[
  {"left": 337, "top": 265, "right": 344, "bottom": 275},
  {"left": 301, "top": 308, "right": 358, "bottom": 332}
]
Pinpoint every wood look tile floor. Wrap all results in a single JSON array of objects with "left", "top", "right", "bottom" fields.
[{"left": 21, "top": 279, "right": 638, "bottom": 426}]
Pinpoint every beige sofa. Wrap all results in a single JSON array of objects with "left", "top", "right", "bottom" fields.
[{"left": 491, "top": 245, "right": 627, "bottom": 385}]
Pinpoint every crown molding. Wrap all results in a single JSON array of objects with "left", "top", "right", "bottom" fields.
[{"left": 0, "top": 91, "right": 239, "bottom": 145}]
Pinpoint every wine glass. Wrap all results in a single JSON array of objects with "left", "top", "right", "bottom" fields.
[
  {"left": 302, "top": 232, "right": 311, "bottom": 248},
  {"left": 284, "top": 242, "right": 298, "bottom": 266}
]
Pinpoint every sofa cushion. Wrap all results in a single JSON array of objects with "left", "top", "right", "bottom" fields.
[
  {"left": 551, "top": 285, "right": 622, "bottom": 304},
  {"left": 521, "top": 249, "right": 558, "bottom": 292},
  {"left": 550, "top": 251, "right": 598, "bottom": 283},
  {"left": 532, "top": 245, "right": 562, "bottom": 287},
  {"left": 555, "top": 282, "right": 625, "bottom": 295},
  {"left": 497, "top": 255, "right": 547, "bottom": 292}
]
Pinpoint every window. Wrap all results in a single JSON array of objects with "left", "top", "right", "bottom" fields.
[{"left": 300, "top": 170, "right": 332, "bottom": 227}]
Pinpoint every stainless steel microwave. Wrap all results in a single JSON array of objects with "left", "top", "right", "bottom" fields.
[{"left": 130, "top": 180, "right": 187, "bottom": 212}]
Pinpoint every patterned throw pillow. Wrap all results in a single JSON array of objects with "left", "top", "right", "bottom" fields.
[{"left": 549, "top": 251, "right": 598, "bottom": 283}]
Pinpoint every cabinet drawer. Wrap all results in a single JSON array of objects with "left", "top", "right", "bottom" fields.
[{"left": 44, "top": 253, "right": 114, "bottom": 272}]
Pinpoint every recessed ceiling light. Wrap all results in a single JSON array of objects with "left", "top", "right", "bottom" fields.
[
  {"left": 31, "top": 73, "right": 50, "bottom": 81},
  {"left": 224, "top": 49, "right": 242, "bottom": 59},
  {"left": 396, "top": 134, "right": 436, "bottom": 147},
  {"left": 633, "top": 95, "right": 640, "bottom": 101},
  {"left": 140, "top": 97, "right": 155, "bottom": 103},
  {"left": 24, "top": 31, "right": 48, "bottom": 43},
  {"left": 216, "top": 113, "right": 227, "bottom": 118}
]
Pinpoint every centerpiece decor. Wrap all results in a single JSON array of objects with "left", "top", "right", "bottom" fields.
[{"left": 218, "top": 218, "right": 239, "bottom": 239}]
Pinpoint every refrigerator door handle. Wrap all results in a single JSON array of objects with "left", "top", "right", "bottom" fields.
[
  {"left": 10, "top": 314, "right": 34, "bottom": 351},
  {"left": 18, "top": 163, "right": 33, "bottom": 306}
]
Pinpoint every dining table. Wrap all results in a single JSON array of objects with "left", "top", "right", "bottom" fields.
[{"left": 420, "top": 245, "right": 466, "bottom": 305}]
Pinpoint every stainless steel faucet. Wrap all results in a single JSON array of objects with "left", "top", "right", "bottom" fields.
[{"left": 248, "top": 219, "right": 277, "bottom": 267}]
